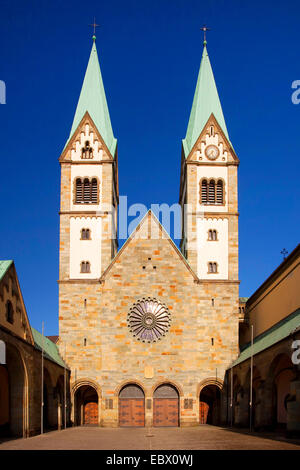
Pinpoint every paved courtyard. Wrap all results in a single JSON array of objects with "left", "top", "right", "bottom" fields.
[{"left": 0, "top": 425, "right": 300, "bottom": 450}]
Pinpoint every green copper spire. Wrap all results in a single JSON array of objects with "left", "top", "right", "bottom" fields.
[
  {"left": 66, "top": 39, "right": 117, "bottom": 156},
  {"left": 182, "top": 44, "right": 229, "bottom": 158}
]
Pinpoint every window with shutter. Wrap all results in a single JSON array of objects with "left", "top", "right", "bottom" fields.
[
  {"left": 208, "top": 180, "right": 215, "bottom": 203},
  {"left": 216, "top": 180, "right": 223, "bottom": 204},
  {"left": 83, "top": 178, "right": 91, "bottom": 202},
  {"left": 75, "top": 178, "right": 83, "bottom": 203},
  {"left": 75, "top": 178, "right": 98, "bottom": 204},
  {"left": 91, "top": 178, "right": 98, "bottom": 203},
  {"left": 201, "top": 179, "right": 208, "bottom": 204}
]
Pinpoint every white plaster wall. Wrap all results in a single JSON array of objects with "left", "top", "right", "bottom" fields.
[
  {"left": 197, "top": 165, "right": 228, "bottom": 213},
  {"left": 69, "top": 217, "right": 102, "bottom": 279},
  {"left": 70, "top": 164, "right": 103, "bottom": 211},
  {"left": 197, "top": 217, "right": 228, "bottom": 279},
  {"left": 71, "top": 124, "right": 103, "bottom": 162}
]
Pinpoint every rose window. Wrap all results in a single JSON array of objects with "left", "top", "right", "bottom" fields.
[{"left": 127, "top": 298, "right": 171, "bottom": 343}]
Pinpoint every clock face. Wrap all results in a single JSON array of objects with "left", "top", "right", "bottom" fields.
[{"left": 205, "top": 145, "right": 219, "bottom": 160}]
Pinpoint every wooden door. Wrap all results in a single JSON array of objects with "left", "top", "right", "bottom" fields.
[
  {"left": 84, "top": 401, "right": 98, "bottom": 425},
  {"left": 199, "top": 401, "right": 209, "bottom": 424},
  {"left": 153, "top": 398, "right": 179, "bottom": 427},
  {"left": 119, "top": 398, "right": 145, "bottom": 427}
]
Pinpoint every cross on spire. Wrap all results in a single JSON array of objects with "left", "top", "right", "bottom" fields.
[
  {"left": 200, "top": 25, "right": 211, "bottom": 45},
  {"left": 90, "top": 17, "right": 99, "bottom": 41},
  {"left": 281, "top": 248, "right": 288, "bottom": 260}
]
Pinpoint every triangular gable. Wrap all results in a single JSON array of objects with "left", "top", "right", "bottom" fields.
[
  {"left": 185, "top": 113, "right": 239, "bottom": 163},
  {"left": 0, "top": 261, "right": 34, "bottom": 345},
  {"left": 59, "top": 111, "right": 116, "bottom": 162},
  {"left": 100, "top": 210, "right": 200, "bottom": 282}
]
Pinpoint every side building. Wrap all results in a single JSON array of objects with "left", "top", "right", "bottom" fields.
[
  {"left": 0, "top": 260, "right": 70, "bottom": 438},
  {"left": 226, "top": 244, "right": 300, "bottom": 435}
]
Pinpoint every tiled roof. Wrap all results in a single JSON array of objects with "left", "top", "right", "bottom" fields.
[
  {"left": 231, "top": 308, "right": 300, "bottom": 367},
  {"left": 31, "top": 327, "right": 67, "bottom": 369},
  {"left": 0, "top": 260, "right": 13, "bottom": 281}
]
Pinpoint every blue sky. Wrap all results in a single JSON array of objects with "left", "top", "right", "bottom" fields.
[{"left": 1, "top": 0, "right": 299, "bottom": 335}]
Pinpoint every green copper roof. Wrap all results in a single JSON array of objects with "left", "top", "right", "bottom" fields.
[
  {"left": 231, "top": 308, "right": 300, "bottom": 368},
  {"left": 31, "top": 327, "right": 67, "bottom": 369},
  {"left": 182, "top": 44, "right": 229, "bottom": 158},
  {"left": 65, "top": 39, "right": 117, "bottom": 156},
  {"left": 0, "top": 260, "right": 13, "bottom": 281}
]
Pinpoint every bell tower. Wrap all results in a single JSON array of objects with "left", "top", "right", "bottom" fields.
[
  {"left": 179, "top": 40, "right": 239, "bottom": 282},
  {"left": 58, "top": 36, "right": 118, "bottom": 283}
]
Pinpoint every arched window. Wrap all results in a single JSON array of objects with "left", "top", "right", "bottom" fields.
[
  {"left": 81, "top": 228, "right": 91, "bottom": 240},
  {"left": 6, "top": 300, "right": 14, "bottom": 324},
  {"left": 210, "top": 125, "right": 214, "bottom": 136},
  {"left": 75, "top": 178, "right": 99, "bottom": 204},
  {"left": 208, "top": 230, "right": 217, "bottom": 241},
  {"left": 91, "top": 178, "right": 98, "bottom": 203},
  {"left": 208, "top": 262, "right": 218, "bottom": 274},
  {"left": 83, "top": 178, "right": 90, "bottom": 202},
  {"left": 75, "top": 178, "right": 83, "bottom": 203},
  {"left": 216, "top": 180, "right": 224, "bottom": 204},
  {"left": 201, "top": 179, "right": 208, "bottom": 204},
  {"left": 81, "top": 141, "right": 93, "bottom": 159},
  {"left": 80, "top": 261, "right": 91, "bottom": 273},
  {"left": 200, "top": 178, "right": 225, "bottom": 205},
  {"left": 208, "top": 180, "right": 215, "bottom": 203}
]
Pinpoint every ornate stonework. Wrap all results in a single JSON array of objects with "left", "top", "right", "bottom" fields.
[{"left": 127, "top": 298, "right": 171, "bottom": 343}]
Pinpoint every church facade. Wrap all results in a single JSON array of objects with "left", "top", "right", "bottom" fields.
[{"left": 58, "top": 37, "right": 240, "bottom": 427}]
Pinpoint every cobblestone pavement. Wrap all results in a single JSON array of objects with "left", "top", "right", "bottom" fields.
[{"left": 0, "top": 425, "right": 299, "bottom": 450}]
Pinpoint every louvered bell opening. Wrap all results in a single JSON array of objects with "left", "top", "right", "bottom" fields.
[
  {"left": 76, "top": 178, "right": 83, "bottom": 203},
  {"left": 83, "top": 178, "right": 91, "bottom": 202},
  {"left": 85, "top": 262, "right": 91, "bottom": 273},
  {"left": 82, "top": 229, "right": 86, "bottom": 240},
  {"left": 212, "top": 230, "right": 217, "bottom": 241},
  {"left": 91, "top": 179, "right": 98, "bottom": 203},
  {"left": 212, "top": 263, "right": 217, "bottom": 273},
  {"left": 201, "top": 180, "right": 208, "bottom": 204},
  {"left": 208, "top": 180, "right": 215, "bottom": 204},
  {"left": 208, "top": 230, "right": 212, "bottom": 240},
  {"left": 81, "top": 262, "right": 86, "bottom": 273},
  {"left": 86, "top": 229, "right": 90, "bottom": 240},
  {"left": 216, "top": 180, "right": 223, "bottom": 204}
]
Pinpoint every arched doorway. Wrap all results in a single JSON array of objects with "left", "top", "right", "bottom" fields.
[
  {"left": 199, "top": 385, "right": 221, "bottom": 425},
  {"left": 43, "top": 367, "right": 57, "bottom": 431},
  {"left": 119, "top": 384, "right": 145, "bottom": 427},
  {"left": 269, "top": 354, "right": 295, "bottom": 429},
  {"left": 0, "top": 364, "right": 9, "bottom": 436},
  {"left": 5, "top": 343, "right": 27, "bottom": 436},
  {"left": 153, "top": 384, "right": 179, "bottom": 427},
  {"left": 74, "top": 384, "right": 99, "bottom": 426}
]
